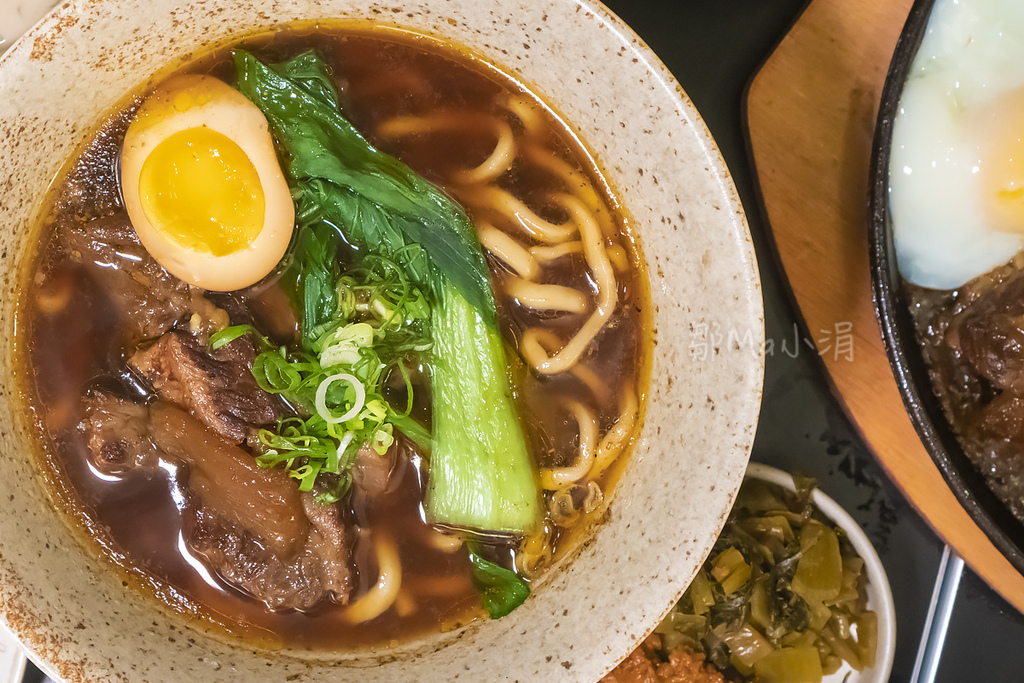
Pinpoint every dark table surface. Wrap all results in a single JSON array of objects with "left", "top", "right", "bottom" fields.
[
  {"left": 20, "top": 1, "right": 1024, "bottom": 682},
  {"left": 592, "top": 1, "right": 1024, "bottom": 682}
]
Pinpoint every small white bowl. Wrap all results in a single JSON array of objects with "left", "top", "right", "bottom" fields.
[{"left": 744, "top": 463, "right": 896, "bottom": 683}]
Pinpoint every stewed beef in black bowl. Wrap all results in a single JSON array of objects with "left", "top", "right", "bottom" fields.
[{"left": 871, "top": 0, "right": 1024, "bottom": 573}]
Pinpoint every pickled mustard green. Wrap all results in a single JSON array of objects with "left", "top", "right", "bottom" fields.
[{"left": 653, "top": 476, "right": 877, "bottom": 682}]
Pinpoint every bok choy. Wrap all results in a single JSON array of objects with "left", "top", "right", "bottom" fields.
[{"left": 234, "top": 50, "right": 541, "bottom": 535}]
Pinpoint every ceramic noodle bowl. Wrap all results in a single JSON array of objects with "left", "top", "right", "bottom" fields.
[{"left": 0, "top": 0, "right": 764, "bottom": 680}]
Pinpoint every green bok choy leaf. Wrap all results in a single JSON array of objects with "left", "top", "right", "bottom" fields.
[{"left": 234, "top": 50, "right": 541, "bottom": 534}]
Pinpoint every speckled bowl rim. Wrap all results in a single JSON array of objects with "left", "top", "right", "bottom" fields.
[
  {"left": 745, "top": 464, "right": 896, "bottom": 683},
  {"left": 0, "top": 1, "right": 765, "bottom": 681}
]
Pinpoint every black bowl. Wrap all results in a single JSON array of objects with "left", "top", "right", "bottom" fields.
[{"left": 869, "top": 0, "right": 1024, "bottom": 574}]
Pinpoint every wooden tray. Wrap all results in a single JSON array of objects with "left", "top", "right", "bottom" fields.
[{"left": 745, "top": 0, "right": 1024, "bottom": 612}]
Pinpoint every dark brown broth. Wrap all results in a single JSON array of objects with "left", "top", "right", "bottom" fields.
[{"left": 17, "top": 28, "right": 646, "bottom": 649}]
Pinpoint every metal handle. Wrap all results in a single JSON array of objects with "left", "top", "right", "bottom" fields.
[{"left": 910, "top": 544, "right": 964, "bottom": 683}]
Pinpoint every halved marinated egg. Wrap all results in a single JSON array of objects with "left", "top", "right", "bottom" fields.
[{"left": 120, "top": 74, "right": 294, "bottom": 291}]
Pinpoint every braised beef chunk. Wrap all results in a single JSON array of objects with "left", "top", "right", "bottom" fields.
[
  {"left": 79, "top": 395, "right": 354, "bottom": 611},
  {"left": 190, "top": 492, "right": 353, "bottom": 611},
  {"left": 150, "top": 403, "right": 307, "bottom": 556},
  {"left": 60, "top": 213, "right": 191, "bottom": 344},
  {"left": 130, "top": 330, "right": 278, "bottom": 444},
  {"left": 954, "top": 275, "right": 1024, "bottom": 394},
  {"left": 910, "top": 259, "right": 1024, "bottom": 523},
  {"left": 81, "top": 390, "right": 158, "bottom": 476}
]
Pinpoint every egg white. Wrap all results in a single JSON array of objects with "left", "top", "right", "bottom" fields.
[
  {"left": 120, "top": 74, "right": 294, "bottom": 292},
  {"left": 889, "top": 0, "right": 1024, "bottom": 290}
]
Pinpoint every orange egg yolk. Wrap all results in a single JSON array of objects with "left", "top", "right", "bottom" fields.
[
  {"left": 138, "top": 126, "right": 265, "bottom": 257},
  {"left": 978, "top": 90, "right": 1024, "bottom": 235}
]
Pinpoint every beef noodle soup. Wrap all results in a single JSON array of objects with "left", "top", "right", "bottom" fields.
[{"left": 16, "top": 26, "right": 648, "bottom": 649}]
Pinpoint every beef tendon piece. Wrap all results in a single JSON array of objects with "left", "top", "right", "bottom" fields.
[
  {"left": 59, "top": 213, "right": 191, "bottom": 344},
  {"left": 245, "top": 283, "right": 300, "bottom": 345},
  {"left": 131, "top": 330, "right": 278, "bottom": 444},
  {"left": 80, "top": 390, "right": 159, "bottom": 477},
  {"left": 352, "top": 443, "right": 400, "bottom": 498}
]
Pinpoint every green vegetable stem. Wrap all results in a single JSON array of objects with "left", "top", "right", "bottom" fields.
[{"left": 468, "top": 544, "right": 531, "bottom": 619}]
